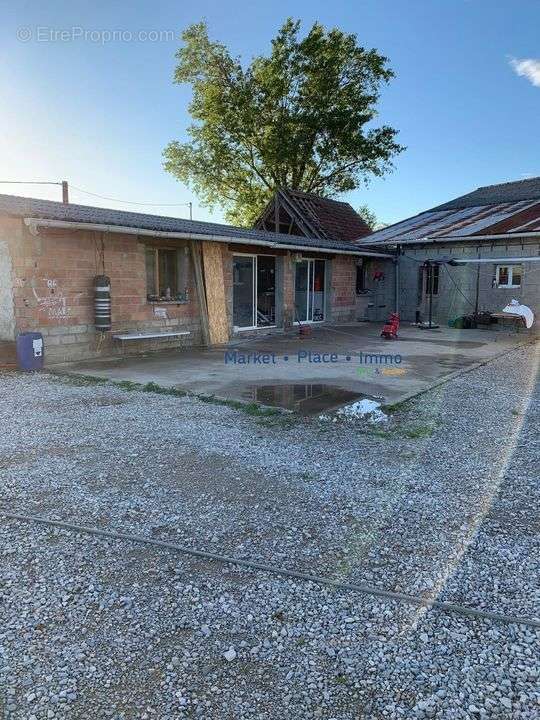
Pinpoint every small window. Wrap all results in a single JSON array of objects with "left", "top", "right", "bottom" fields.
[
  {"left": 356, "top": 263, "right": 367, "bottom": 294},
  {"left": 146, "top": 247, "right": 187, "bottom": 301},
  {"left": 424, "top": 264, "right": 439, "bottom": 296},
  {"left": 496, "top": 265, "right": 522, "bottom": 288}
]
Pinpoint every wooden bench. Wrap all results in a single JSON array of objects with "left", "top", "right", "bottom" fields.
[
  {"left": 113, "top": 331, "right": 191, "bottom": 342},
  {"left": 490, "top": 313, "right": 526, "bottom": 332}
]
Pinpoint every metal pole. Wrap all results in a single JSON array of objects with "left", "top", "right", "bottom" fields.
[
  {"left": 62, "top": 181, "right": 69, "bottom": 204},
  {"left": 394, "top": 253, "right": 400, "bottom": 315},
  {"left": 188, "top": 202, "right": 192, "bottom": 221},
  {"left": 474, "top": 249, "right": 481, "bottom": 317},
  {"left": 428, "top": 261, "right": 434, "bottom": 329}
]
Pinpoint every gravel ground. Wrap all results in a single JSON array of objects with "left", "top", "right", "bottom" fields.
[{"left": 0, "top": 342, "right": 539, "bottom": 718}]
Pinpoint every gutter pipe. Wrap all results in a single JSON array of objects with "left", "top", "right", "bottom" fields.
[
  {"left": 448, "top": 256, "right": 540, "bottom": 265},
  {"left": 23, "top": 217, "right": 394, "bottom": 259}
]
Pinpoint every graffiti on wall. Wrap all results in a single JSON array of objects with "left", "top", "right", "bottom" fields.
[{"left": 31, "top": 278, "right": 69, "bottom": 320}]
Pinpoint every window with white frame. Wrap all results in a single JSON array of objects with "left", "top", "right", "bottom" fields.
[{"left": 495, "top": 264, "right": 522, "bottom": 289}]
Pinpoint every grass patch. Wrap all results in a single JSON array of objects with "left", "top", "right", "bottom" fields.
[
  {"left": 53, "top": 373, "right": 285, "bottom": 418},
  {"left": 383, "top": 399, "right": 411, "bottom": 414},
  {"left": 196, "top": 394, "right": 281, "bottom": 416},
  {"left": 52, "top": 372, "right": 108, "bottom": 387},
  {"left": 367, "top": 428, "right": 393, "bottom": 439},
  {"left": 256, "top": 415, "right": 297, "bottom": 429},
  {"left": 116, "top": 379, "right": 142, "bottom": 391},
  {"left": 401, "top": 424, "right": 437, "bottom": 439},
  {"left": 142, "top": 381, "right": 186, "bottom": 397}
]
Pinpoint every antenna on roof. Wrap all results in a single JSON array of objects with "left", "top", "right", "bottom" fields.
[{"left": 0, "top": 180, "right": 69, "bottom": 204}]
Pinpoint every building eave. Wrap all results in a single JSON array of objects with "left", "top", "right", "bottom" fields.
[{"left": 23, "top": 217, "right": 394, "bottom": 259}]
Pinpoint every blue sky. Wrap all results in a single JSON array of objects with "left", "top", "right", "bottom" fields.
[{"left": 1, "top": 0, "right": 539, "bottom": 226}]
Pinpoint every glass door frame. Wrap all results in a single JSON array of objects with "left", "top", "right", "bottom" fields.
[
  {"left": 232, "top": 253, "right": 277, "bottom": 331},
  {"left": 294, "top": 258, "right": 326, "bottom": 324}
]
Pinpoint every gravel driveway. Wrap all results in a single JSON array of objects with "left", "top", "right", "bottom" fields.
[{"left": 0, "top": 343, "right": 539, "bottom": 719}]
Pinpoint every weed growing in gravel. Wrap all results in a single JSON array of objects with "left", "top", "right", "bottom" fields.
[
  {"left": 383, "top": 399, "right": 411, "bottom": 414},
  {"left": 401, "top": 424, "right": 438, "bottom": 439},
  {"left": 197, "top": 394, "right": 282, "bottom": 417},
  {"left": 255, "top": 415, "right": 297, "bottom": 429},
  {"left": 52, "top": 373, "right": 108, "bottom": 387},
  {"left": 142, "top": 382, "right": 187, "bottom": 397},
  {"left": 116, "top": 380, "right": 142, "bottom": 391},
  {"left": 56, "top": 373, "right": 280, "bottom": 417}
]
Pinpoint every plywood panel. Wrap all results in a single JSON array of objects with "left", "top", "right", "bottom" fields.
[
  {"left": 189, "top": 241, "right": 210, "bottom": 346},
  {"left": 201, "top": 241, "right": 229, "bottom": 345}
]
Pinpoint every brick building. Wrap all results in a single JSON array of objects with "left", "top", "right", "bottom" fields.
[{"left": 0, "top": 192, "right": 394, "bottom": 364}]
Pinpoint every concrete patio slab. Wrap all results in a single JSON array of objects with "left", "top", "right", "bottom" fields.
[{"left": 65, "top": 323, "right": 530, "bottom": 411}]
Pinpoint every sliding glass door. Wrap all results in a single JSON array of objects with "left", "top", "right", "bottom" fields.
[
  {"left": 294, "top": 259, "right": 325, "bottom": 323},
  {"left": 233, "top": 255, "right": 276, "bottom": 330}
]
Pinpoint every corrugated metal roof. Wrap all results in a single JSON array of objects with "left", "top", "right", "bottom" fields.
[
  {"left": 433, "top": 176, "right": 540, "bottom": 210},
  {"left": 359, "top": 199, "right": 540, "bottom": 246},
  {"left": 0, "top": 193, "right": 372, "bottom": 254}
]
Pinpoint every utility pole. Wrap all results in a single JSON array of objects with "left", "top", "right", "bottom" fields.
[
  {"left": 0, "top": 180, "right": 68, "bottom": 203},
  {"left": 188, "top": 202, "right": 192, "bottom": 221}
]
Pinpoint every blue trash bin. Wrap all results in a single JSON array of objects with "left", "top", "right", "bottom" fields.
[{"left": 16, "top": 332, "right": 44, "bottom": 371}]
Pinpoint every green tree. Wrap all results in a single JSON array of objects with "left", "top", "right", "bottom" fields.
[
  {"left": 356, "top": 204, "right": 379, "bottom": 230},
  {"left": 164, "top": 20, "right": 404, "bottom": 226}
]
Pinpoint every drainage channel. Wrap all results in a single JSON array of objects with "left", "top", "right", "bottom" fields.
[{"left": 2, "top": 510, "right": 540, "bottom": 630}]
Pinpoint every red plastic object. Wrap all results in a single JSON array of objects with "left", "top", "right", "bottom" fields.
[
  {"left": 381, "top": 312, "right": 400, "bottom": 339},
  {"left": 298, "top": 324, "right": 312, "bottom": 337}
]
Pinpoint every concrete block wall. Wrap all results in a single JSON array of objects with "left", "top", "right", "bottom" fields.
[
  {"left": 354, "top": 258, "right": 396, "bottom": 322},
  {"left": 2, "top": 218, "right": 202, "bottom": 364},
  {"left": 397, "top": 239, "right": 540, "bottom": 331}
]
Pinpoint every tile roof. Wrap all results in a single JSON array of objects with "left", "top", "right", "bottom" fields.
[
  {"left": 280, "top": 189, "right": 372, "bottom": 242},
  {"left": 255, "top": 188, "right": 371, "bottom": 243},
  {"left": 0, "top": 193, "right": 374, "bottom": 255}
]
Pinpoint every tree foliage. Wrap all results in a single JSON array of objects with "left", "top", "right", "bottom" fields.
[
  {"left": 356, "top": 204, "right": 379, "bottom": 230},
  {"left": 164, "top": 19, "right": 404, "bottom": 226}
]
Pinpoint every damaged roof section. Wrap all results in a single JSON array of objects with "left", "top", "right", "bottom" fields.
[
  {"left": 358, "top": 177, "right": 540, "bottom": 246},
  {"left": 0, "top": 193, "right": 385, "bottom": 256},
  {"left": 255, "top": 188, "right": 372, "bottom": 242}
]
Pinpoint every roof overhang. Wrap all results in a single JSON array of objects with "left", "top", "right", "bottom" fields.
[
  {"left": 23, "top": 217, "right": 394, "bottom": 259},
  {"left": 448, "top": 256, "right": 540, "bottom": 265},
  {"left": 368, "top": 231, "right": 540, "bottom": 248}
]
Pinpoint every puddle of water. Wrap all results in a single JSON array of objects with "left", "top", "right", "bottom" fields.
[{"left": 240, "top": 383, "right": 365, "bottom": 414}]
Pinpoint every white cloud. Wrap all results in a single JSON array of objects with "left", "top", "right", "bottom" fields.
[{"left": 509, "top": 57, "right": 540, "bottom": 87}]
